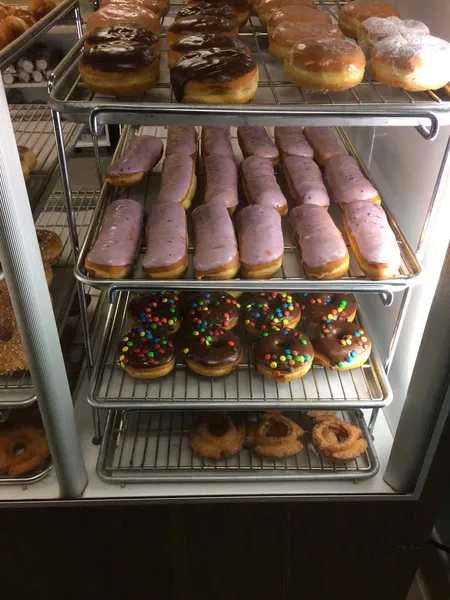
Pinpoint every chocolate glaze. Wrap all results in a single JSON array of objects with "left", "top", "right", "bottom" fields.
[
  {"left": 191, "top": 0, "right": 249, "bottom": 8},
  {"left": 186, "top": 291, "right": 241, "bottom": 330},
  {"left": 118, "top": 327, "right": 175, "bottom": 370},
  {"left": 243, "top": 292, "right": 301, "bottom": 333},
  {"left": 254, "top": 328, "right": 313, "bottom": 373},
  {"left": 170, "top": 33, "right": 248, "bottom": 55},
  {"left": 183, "top": 327, "right": 242, "bottom": 366},
  {"left": 82, "top": 40, "right": 157, "bottom": 73},
  {"left": 300, "top": 293, "right": 358, "bottom": 327},
  {"left": 176, "top": 2, "right": 237, "bottom": 24},
  {"left": 85, "top": 24, "right": 159, "bottom": 47},
  {"left": 128, "top": 291, "right": 180, "bottom": 335},
  {"left": 170, "top": 48, "right": 256, "bottom": 102},
  {"left": 313, "top": 321, "right": 371, "bottom": 369},
  {"left": 169, "top": 15, "right": 235, "bottom": 35}
]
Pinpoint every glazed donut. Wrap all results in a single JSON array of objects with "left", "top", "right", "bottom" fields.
[
  {"left": 253, "top": 327, "right": 313, "bottom": 382},
  {"left": 241, "top": 155, "right": 288, "bottom": 216},
  {"left": 101, "top": 0, "right": 168, "bottom": 17},
  {"left": 312, "top": 417, "right": 367, "bottom": 462},
  {"left": 343, "top": 201, "right": 401, "bottom": 279},
  {"left": 203, "top": 154, "right": 239, "bottom": 214},
  {"left": 156, "top": 153, "right": 197, "bottom": 209},
  {"left": 238, "top": 205, "right": 284, "bottom": 279},
  {"left": 192, "top": 205, "right": 240, "bottom": 280},
  {"left": 188, "top": 0, "right": 250, "bottom": 27},
  {"left": 303, "top": 126, "right": 347, "bottom": 167},
  {"left": 285, "top": 38, "right": 366, "bottom": 92},
  {"left": 289, "top": 205, "right": 349, "bottom": 280},
  {"left": 242, "top": 292, "right": 301, "bottom": 336},
  {"left": 28, "top": 0, "right": 55, "bottom": 18},
  {"left": 183, "top": 327, "right": 243, "bottom": 376},
  {"left": 253, "top": 413, "right": 304, "bottom": 458},
  {"left": 237, "top": 126, "right": 279, "bottom": 166},
  {"left": 18, "top": 145, "right": 37, "bottom": 181},
  {"left": 79, "top": 41, "right": 160, "bottom": 96},
  {"left": 106, "top": 135, "right": 163, "bottom": 187},
  {"left": 128, "top": 291, "right": 181, "bottom": 335},
  {"left": 36, "top": 229, "right": 63, "bottom": 265},
  {"left": 312, "top": 321, "right": 371, "bottom": 370},
  {"left": 338, "top": 0, "right": 399, "bottom": 39},
  {"left": 165, "top": 125, "right": 198, "bottom": 159},
  {"left": 269, "top": 21, "right": 344, "bottom": 60},
  {"left": 325, "top": 154, "right": 381, "bottom": 206},
  {"left": 87, "top": 4, "right": 160, "bottom": 32},
  {"left": 190, "top": 413, "right": 244, "bottom": 459},
  {"left": 267, "top": 6, "right": 332, "bottom": 38},
  {"left": 371, "top": 33, "right": 450, "bottom": 92},
  {"left": 168, "top": 33, "right": 249, "bottom": 67},
  {"left": 117, "top": 327, "right": 176, "bottom": 378},
  {"left": 186, "top": 291, "right": 241, "bottom": 330},
  {"left": 143, "top": 203, "right": 188, "bottom": 279},
  {"left": 84, "top": 25, "right": 160, "bottom": 56},
  {"left": 167, "top": 16, "right": 238, "bottom": 45},
  {"left": 0, "top": 425, "right": 50, "bottom": 477},
  {"left": 85, "top": 199, "right": 144, "bottom": 280},
  {"left": 282, "top": 156, "right": 330, "bottom": 208},
  {"left": 358, "top": 17, "right": 429, "bottom": 58},
  {"left": 257, "top": 0, "right": 315, "bottom": 26},
  {"left": 176, "top": 2, "right": 239, "bottom": 28},
  {"left": 0, "top": 292, "right": 27, "bottom": 375},
  {"left": 170, "top": 48, "right": 259, "bottom": 104},
  {"left": 300, "top": 293, "right": 358, "bottom": 327},
  {"left": 202, "top": 126, "right": 234, "bottom": 159}
]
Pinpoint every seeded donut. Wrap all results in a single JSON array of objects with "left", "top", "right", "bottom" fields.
[
  {"left": 242, "top": 292, "right": 301, "bottom": 337},
  {"left": 186, "top": 291, "right": 241, "bottom": 331},
  {"left": 128, "top": 291, "right": 180, "bottom": 335},
  {"left": 183, "top": 327, "right": 242, "bottom": 377},
  {"left": 300, "top": 293, "right": 358, "bottom": 327},
  {"left": 312, "top": 321, "right": 371, "bottom": 370},
  {"left": 0, "top": 425, "right": 50, "bottom": 477},
  {"left": 190, "top": 412, "right": 244, "bottom": 459},
  {"left": 253, "top": 327, "right": 313, "bottom": 382},
  {"left": 117, "top": 327, "right": 176, "bottom": 378},
  {"left": 36, "top": 230, "right": 63, "bottom": 264}
]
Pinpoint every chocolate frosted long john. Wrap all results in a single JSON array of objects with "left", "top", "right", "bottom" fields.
[
  {"left": 237, "top": 126, "right": 279, "bottom": 165},
  {"left": 201, "top": 126, "right": 234, "bottom": 159},
  {"left": 192, "top": 205, "right": 240, "bottom": 279},
  {"left": 156, "top": 153, "right": 197, "bottom": 209},
  {"left": 325, "top": 154, "right": 381, "bottom": 206},
  {"left": 303, "top": 126, "right": 347, "bottom": 166},
  {"left": 106, "top": 135, "right": 163, "bottom": 187},
  {"left": 238, "top": 205, "right": 284, "bottom": 279},
  {"left": 282, "top": 156, "right": 330, "bottom": 208},
  {"left": 165, "top": 125, "right": 198, "bottom": 159},
  {"left": 274, "top": 126, "right": 313, "bottom": 159},
  {"left": 203, "top": 154, "right": 238, "bottom": 213},
  {"left": 241, "top": 155, "right": 288, "bottom": 216},
  {"left": 85, "top": 198, "right": 144, "bottom": 279},
  {"left": 289, "top": 204, "right": 349, "bottom": 279},
  {"left": 143, "top": 203, "right": 188, "bottom": 279}
]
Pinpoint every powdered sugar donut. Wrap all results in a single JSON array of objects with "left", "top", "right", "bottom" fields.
[{"left": 358, "top": 16, "right": 429, "bottom": 57}]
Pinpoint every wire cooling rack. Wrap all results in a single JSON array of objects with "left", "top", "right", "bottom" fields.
[{"left": 98, "top": 409, "right": 379, "bottom": 482}]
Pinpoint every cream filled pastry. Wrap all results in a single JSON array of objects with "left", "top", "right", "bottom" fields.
[
  {"left": 175, "top": 2, "right": 239, "bottom": 28},
  {"left": 168, "top": 33, "right": 250, "bottom": 67},
  {"left": 343, "top": 201, "right": 401, "bottom": 279},
  {"left": 267, "top": 5, "right": 332, "bottom": 38},
  {"left": 269, "top": 22, "right": 344, "bottom": 60},
  {"left": 303, "top": 126, "right": 347, "bottom": 167},
  {"left": 202, "top": 126, "right": 234, "bottom": 158},
  {"left": 241, "top": 155, "right": 288, "bottom": 216},
  {"left": 142, "top": 203, "right": 188, "bottom": 279},
  {"left": 325, "top": 154, "right": 380, "bottom": 206},
  {"left": 84, "top": 24, "right": 160, "bottom": 55},
  {"left": 204, "top": 154, "right": 239, "bottom": 213},
  {"left": 289, "top": 204, "right": 349, "bottom": 279},
  {"left": 165, "top": 125, "right": 198, "bottom": 159},
  {"left": 85, "top": 199, "right": 144, "bottom": 279},
  {"left": 274, "top": 126, "right": 313, "bottom": 159},
  {"left": 338, "top": 0, "right": 400, "bottom": 39},
  {"left": 192, "top": 204, "right": 240, "bottom": 279},
  {"left": 237, "top": 126, "right": 279, "bottom": 165},
  {"left": 282, "top": 156, "right": 330, "bottom": 208},
  {"left": 167, "top": 15, "right": 238, "bottom": 45},
  {"left": 106, "top": 135, "right": 163, "bottom": 187},
  {"left": 238, "top": 205, "right": 284, "bottom": 279},
  {"left": 156, "top": 153, "right": 197, "bottom": 209},
  {"left": 188, "top": 0, "right": 250, "bottom": 27}
]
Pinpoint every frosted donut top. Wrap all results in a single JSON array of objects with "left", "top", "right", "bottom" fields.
[
  {"left": 360, "top": 16, "right": 429, "bottom": 42},
  {"left": 156, "top": 153, "right": 194, "bottom": 204},
  {"left": 238, "top": 126, "right": 279, "bottom": 161},
  {"left": 372, "top": 33, "right": 450, "bottom": 63},
  {"left": 238, "top": 205, "right": 283, "bottom": 266},
  {"left": 275, "top": 126, "right": 313, "bottom": 158},
  {"left": 192, "top": 205, "right": 238, "bottom": 272},
  {"left": 325, "top": 154, "right": 378, "bottom": 205},
  {"left": 283, "top": 156, "right": 330, "bottom": 207},
  {"left": 143, "top": 203, "right": 187, "bottom": 269},
  {"left": 241, "top": 155, "right": 287, "bottom": 212},
  {"left": 202, "top": 126, "right": 234, "bottom": 158},
  {"left": 204, "top": 154, "right": 238, "bottom": 209},
  {"left": 165, "top": 125, "right": 198, "bottom": 157},
  {"left": 106, "top": 136, "right": 163, "bottom": 176}
]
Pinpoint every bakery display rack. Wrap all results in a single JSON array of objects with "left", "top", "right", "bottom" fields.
[{"left": 97, "top": 409, "right": 379, "bottom": 483}]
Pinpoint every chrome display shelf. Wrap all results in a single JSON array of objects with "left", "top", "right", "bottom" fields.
[
  {"left": 0, "top": 455, "right": 52, "bottom": 486},
  {"left": 98, "top": 409, "right": 379, "bottom": 483},
  {"left": 48, "top": 0, "right": 450, "bottom": 140},
  {"left": 10, "top": 104, "right": 84, "bottom": 211},
  {"left": 89, "top": 290, "right": 392, "bottom": 411},
  {"left": 75, "top": 126, "right": 421, "bottom": 301}
]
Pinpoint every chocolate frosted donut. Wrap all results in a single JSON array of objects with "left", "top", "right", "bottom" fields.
[
  {"left": 168, "top": 33, "right": 249, "bottom": 67},
  {"left": 128, "top": 291, "right": 180, "bottom": 335},
  {"left": 176, "top": 2, "right": 239, "bottom": 27},
  {"left": 300, "top": 293, "right": 358, "bottom": 327},
  {"left": 188, "top": 0, "right": 250, "bottom": 26},
  {"left": 243, "top": 292, "right": 301, "bottom": 336},
  {"left": 186, "top": 291, "right": 241, "bottom": 330},
  {"left": 183, "top": 327, "right": 243, "bottom": 376},
  {"left": 167, "top": 15, "right": 238, "bottom": 45},
  {"left": 312, "top": 321, "right": 371, "bottom": 370},
  {"left": 117, "top": 327, "right": 176, "bottom": 378},
  {"left": 254, "top": 327, "right": 313, "bottom": 382},
  {"left": 85, "top": 25, "right": 160, "bottom": 55}
]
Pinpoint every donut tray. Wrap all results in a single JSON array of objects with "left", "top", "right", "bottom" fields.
[
  {"left": 74, "top": 125, "right": 421, "bottom": 301},
  {"left": 97, "top": 409, "right": 380, "bottom": 482},
  {"left": 88, "top": 290, "right": 392, "bottom": 411},
  {"left": 48, "top": 0, "right": 450, "bottom": 140}
]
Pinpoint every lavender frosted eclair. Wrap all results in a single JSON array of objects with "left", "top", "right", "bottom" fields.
[
  {"left": 192, "top": 205, "right": 240, "bottom": 279},
  {"left": 201, "top": 126, "right": 234, "bottom": 159},
  {"left": 289, "top": 204, "right": 349, "bottom": 279},
  {"left": 85, "top": 198, "right": 144, "bottom": 279},
  {"left": 143, "top": 203, "right": 188, "bottom": 279},
  {"left": 204, "top": 154, "right": 238, "bottom": 214},
  {"left": 325, "top": 154, "right": 381, "bottom": 207},
  {"left": 156, "top": 153, "right": 197, "bottom": 209},
  {"left": 238, "top": 205, "right": 283, "bottom": 279},
  {"left": 343, "top": 200, "right": 400, "bottom": 280},
  {"left": 282, "top": 156, "right": 330, "bottom": 208},
  {"left": 241, "top": 155, "right": 288, "bottom": 216},
  {"left": 303, "top": 126, "right": 347, "bottom": 167},
  {"left": 274, "top": 126, "right": 313, "bottom": 160},
  {"left": 106, "top": 135, "right": 163, "bottom": 188},
  {"left": 165, "top": 125, "right": 198, "bottom": 160},
  {"left": 237, "top": 126, "right": 279, "bottom": 165}
]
